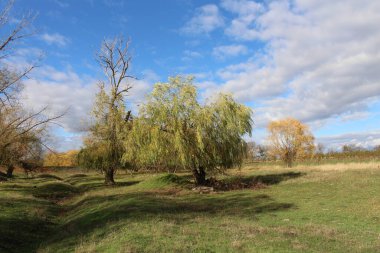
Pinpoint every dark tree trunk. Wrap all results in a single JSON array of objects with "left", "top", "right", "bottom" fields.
[
  {"left": 6, "top": 165, "right": 14, "bottom": 178},
  {"left": 104, "top": 168, "right": 115, "bottom": 185},
  {"left": 192, "top": 166, "right": 207, "bottom": 185},
  {"left": 286, "top": 158, "right": 293, "bottom": 168},
  {"left": 284, "top": 151, "right": 293, "bottom": 168}
]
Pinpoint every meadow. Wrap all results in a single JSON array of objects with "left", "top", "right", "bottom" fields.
[{"left": 1, "top": 162, "right": 379, "bottom": 253}]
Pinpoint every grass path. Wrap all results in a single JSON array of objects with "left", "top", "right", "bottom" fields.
[{"left": 1, "top": 163, "right": 380, "bottom": 252}]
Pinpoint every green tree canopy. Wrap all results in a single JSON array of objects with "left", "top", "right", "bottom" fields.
[{"left": 124, "top": 76, "right": 253, "bottom": 185}]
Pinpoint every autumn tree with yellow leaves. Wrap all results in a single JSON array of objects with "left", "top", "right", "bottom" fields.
[
  {"left": 267, "top": 118, "right": 315, "bottom": 167},
  {"left": 43, "top": 150, "right": 79, "bottom": 167}
]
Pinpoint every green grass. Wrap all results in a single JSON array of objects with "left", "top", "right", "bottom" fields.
[{"left": 1, "top": 163, "right": 380, "bottom": 252}]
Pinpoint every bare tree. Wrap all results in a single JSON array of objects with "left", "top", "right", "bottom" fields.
[
  {"left": 79, "top": 37, "right": 135, "bottom": 185},
  {"left": 0, "top": 105, "right": 64, "bottom": 177},
  {"left": 0, "top": 0, "right": 36, "bottom": 106},
  {"left": 0, "top": 1, "right": 63, "bottom": 178}
]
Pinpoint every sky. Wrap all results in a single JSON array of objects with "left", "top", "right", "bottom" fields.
[{"left": 6, "top": 0, "right": 380, "bottom": 151}]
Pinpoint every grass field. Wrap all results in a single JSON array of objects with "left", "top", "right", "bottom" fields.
[{"left": 1, "top": 162, "right": 379, "bottom": 253}]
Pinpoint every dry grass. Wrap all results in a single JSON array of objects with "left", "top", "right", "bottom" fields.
[
  {"left": 242, "top": 161, "right": 380, "bottom": 173},
  {"left": 296, "top": 161, "right": 380, "bottom": 171}
]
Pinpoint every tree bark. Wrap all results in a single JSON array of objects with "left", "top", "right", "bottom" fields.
[
  {"left": 285, "top": 155, "right": 293, "bottom": 167},
  {"left": 6, "top": 165, "right": 14, "bottom": 178},
  {"left": 192, "top": 166, "right": 207, "bottom": 185},
  {"left": 104, "top": 168, "right": 115, "bottom": 185},
  {"left": 284, "top": 151, "right": 293, "bottom": 168}
]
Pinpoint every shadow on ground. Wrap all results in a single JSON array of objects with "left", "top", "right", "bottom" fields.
[
  {"left": 205, "top": 172, "right": 304, "bottom": 191},
  {"left": 0, "top": 175, "right": 140, "bottom": 253},
  {"left": 47, "top": 189, "right": 294, "bottom": 250},
  {"left": 0, "top": 171, "right": 299, "bottom": 252},
  {"left": 0, "top": 196, "right": 59, "bottom": 253}
]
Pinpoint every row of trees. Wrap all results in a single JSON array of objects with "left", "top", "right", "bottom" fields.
[
  {"left": 4, "top": 1, "right": 369, "bottom": 184},
  {"left": 248, "top": 121, "right": 380, "bottom": 166},
  {"left": 75, "top": 38, "right": 331, "bottom": 184},
  {"left": 77, "top": 38, "right": 253, "bottom": 185},
  {"left": 0, "top": 2, "right": 252, "bottom": 185}
]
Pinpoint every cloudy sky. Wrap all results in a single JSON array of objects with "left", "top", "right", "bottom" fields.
[{"left": 7, "top": 0, "right": 380, "bottom": 151}]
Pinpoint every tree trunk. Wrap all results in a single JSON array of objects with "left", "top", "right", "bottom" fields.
[
  {"left": 192, "top": 167, "right": 207, "bottom": 185},
  {"left": 104, "top": 168, "right": 115, "bottom": 185},
  {"left": 285, "top": 157, "right": 292, "bottom": 167},
  {"left": 6, "top": 165, "right": 14, "bottom": 178},
  {"left": 284, "top": 151, "right": 293, "bottom": 168}
]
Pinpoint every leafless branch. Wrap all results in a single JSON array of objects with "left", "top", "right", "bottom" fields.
[{"left": 97, "top": 36, "right": 136, "bottom": 102}]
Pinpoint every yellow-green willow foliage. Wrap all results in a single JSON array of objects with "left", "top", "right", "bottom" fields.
[
  {"left": 267, "top": 118, "right": 315, "bottom": 167},
  {"left": 78, "top": 82, "right": 130, "bottom": 184},
  {"left": 124, "top": 76, "right": 253, "bottom": 185},
  {"left": 78, "top": 37, "right": 134, "bottom": 184}
]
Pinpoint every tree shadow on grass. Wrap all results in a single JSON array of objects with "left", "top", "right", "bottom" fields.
[
  {"left": 0, "top": 197, "right": 59, "bottom": 253},
  {"left": 71, "top": 180, "right": 141, "bottom": 192},
  {"left": 0, "top": 178, "right": 140, "bottom": 252},
  {"left": 0, "top": 178, "right": 140, "bottom": 198},
  {"left": 0, "top": 172, "right": 298, "bottom": 252},
  {"left": 0, "top": 183, "right": 33, "bottom": 192},
  {"left": 45, "top": 190, "right": 295, "bottom": 251},
  {"left": 213, "top": 172, "right": 305, "bottom": 191},
  {"left": 0, "top": 217, "right": 55, "bottom": 253}
]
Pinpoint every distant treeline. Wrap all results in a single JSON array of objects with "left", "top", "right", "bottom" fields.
[
  {"left": 246, "top": 142, "right": 380, "bottom": 164},
  {"left": 43, "top": 150, "right": 79, "bottom": 168}
]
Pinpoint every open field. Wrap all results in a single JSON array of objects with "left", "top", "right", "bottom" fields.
[{"left": 1, "top": 162, "right": 380, "bottom": 253}]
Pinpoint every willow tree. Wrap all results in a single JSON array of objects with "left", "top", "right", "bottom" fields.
[
  {"left": 79, "top": 37, "right": 134, "bottom": 185},
  {"left": 267, "top": 118, "right": 315, "bottom": 167},
  {"left": 124, "top": 76, "right": 253, "bottom": 185}
]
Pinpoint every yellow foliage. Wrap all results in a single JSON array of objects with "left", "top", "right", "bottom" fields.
[
  {"left": 267, "top": 118, "right": 314, "bottom": 167},
  {"left": 44, "top": 150, "right": 79, "bottom": 167}
]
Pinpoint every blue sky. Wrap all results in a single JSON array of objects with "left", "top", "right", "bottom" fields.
[{"left": 8, "top": 0, "right": 380, "bottom": 151}]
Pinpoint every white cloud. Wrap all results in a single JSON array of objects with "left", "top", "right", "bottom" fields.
[
  {"left": 22, "top": 66, "right": 159, "bottom": 133},
  {"left": 127, "top": 69, "right": 159, "bottom": 110},
  {"left": 22, "top": 66, "right": 97, "bottom": 133},
  {"left": 221, "top": 0, "right": 263, "bottom": 16},
  {"left": 47, "top": 132, "right": 84, "bottom": 152},
  {"left": 196, "top": 80, "right": 220, "bottom": 103},
  {"left": 19, "top": 63, "right": 158, "bottom": 151},
  {"left": 317, "top": 131, "right": 380, "bottom": 150},
  {"left": 182, "top": 50, "right": 203, "bottom": 61},
  {"left": 40, "top": 33, "right": 70, "bottom": 47},
  {"left": 191, "top": 71, "right": 213, "bottom": 80},
  {"left": 215, "top": 0, "right": 380, "bottom": 127},
  {"left": 212, "top": 44, "right": 248, "bottom": 59},
  {"left": 221, "top": 0, "right": 264, "bottom": 40},
  {"left": 181, "top": 4, "right": 224, "bottom": 35},
  {"left": 220, "top": 61, "right": 288, "bottom": 101}
]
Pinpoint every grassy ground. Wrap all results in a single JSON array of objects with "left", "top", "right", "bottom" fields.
[{"left": 0, "top": 162, "right": 379, "bottom": 252}]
